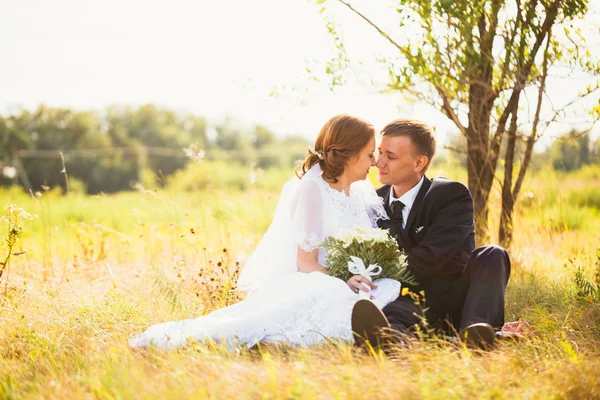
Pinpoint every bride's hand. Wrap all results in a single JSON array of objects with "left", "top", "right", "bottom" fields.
[{"left": 346, "top": 275, "right": 377, "bottom": 294}]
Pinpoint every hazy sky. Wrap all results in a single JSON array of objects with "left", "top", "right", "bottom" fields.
[{"left": 1, "top": 0, "right": 598, "bottom": 148}]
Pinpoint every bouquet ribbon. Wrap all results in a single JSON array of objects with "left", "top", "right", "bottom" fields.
[{"left": 348, "top": 256, "right": 382, "bottom": 299}]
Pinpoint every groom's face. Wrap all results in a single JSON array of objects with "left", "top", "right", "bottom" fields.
[{"left": 376, "top": 135, "right": 424, "bottom": 186}]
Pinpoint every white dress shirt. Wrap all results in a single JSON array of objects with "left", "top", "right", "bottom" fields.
[{"left": 389, "top": 176, "right": 425, "bottom": 229}]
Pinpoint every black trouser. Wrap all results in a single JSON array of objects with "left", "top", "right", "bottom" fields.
[{"left": 382, "top": 245, "right": 511, "bottom": 334}]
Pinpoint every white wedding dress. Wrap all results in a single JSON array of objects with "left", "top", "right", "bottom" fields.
[{"left": 129, "top": 164, "right": 400, "bottom": 350}]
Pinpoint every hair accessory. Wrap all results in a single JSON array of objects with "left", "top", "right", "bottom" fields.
[{"left": 308, "top": 146, "right": 324, "bottom": 160}]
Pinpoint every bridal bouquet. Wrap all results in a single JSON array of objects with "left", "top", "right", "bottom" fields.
[{"left": 320, "top": 227, "right": 419, "bottom": 295}]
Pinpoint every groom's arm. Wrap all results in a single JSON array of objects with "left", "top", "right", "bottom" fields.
[{"left": 406, "top": 181, "right": 475, "bottom": 278}]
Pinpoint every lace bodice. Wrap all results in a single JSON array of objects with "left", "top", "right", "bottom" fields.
[{"left": 295, "top": 177, "right": 374, "bottom": 265}]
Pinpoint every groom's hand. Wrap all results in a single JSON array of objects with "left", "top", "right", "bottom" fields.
[{"left": 346, "top": 275, "right": 377, "bottom": 294}]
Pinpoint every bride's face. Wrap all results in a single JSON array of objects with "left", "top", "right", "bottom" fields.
[{"left": 345, "top": 136, "right": 376, "bottom": 182}]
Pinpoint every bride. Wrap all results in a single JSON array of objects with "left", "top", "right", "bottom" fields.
[{"left": 129, "top": 114, "right": 401, "bottom": 349}]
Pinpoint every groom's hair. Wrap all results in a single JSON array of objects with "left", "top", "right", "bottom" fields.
[
  {"left": 381, "top": 118, "right": 436, "bottom": 172},
  {"left": 296, "top": 114, "right": 375, "bottom": 182}
]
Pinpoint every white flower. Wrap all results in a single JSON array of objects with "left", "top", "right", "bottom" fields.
[
  {"left": 3, "top": 204, "right": 37, "bottom": 223},
  {"left": 332, "top": 227, "right": 391, "bottom": 245},
  {"left": 2, "top": 166, "right": 17, "bottom": 179},
  {"left": 183, "top": 145, "right": 205, "bottom": 162}
]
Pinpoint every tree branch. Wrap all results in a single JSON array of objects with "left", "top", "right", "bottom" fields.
[
  {"left": 336, "top": 0, "right": 469, "bottom": 134},
  {"left": 490, "top": 0, "right": 559, "bottom": 168},
  {"left": 503, "top": 98, "right": 520, "bottom": 200},
  {"left": 545, "top": 86, "right": 600, "bottom": 129},
  {"left": 435, "top": 85, "right": 467, "bottom": 135},
  {"left": 497, "top": 0, "right": 522, "bottom": 92},
  {"left": 335, "top": 0, "right": 410, "bottom": 58},
  {"left": 481, "top": 0, "right": 502, "bottom": 58},
  {"left": 444, "top": 145, "right": 468, "bottom": 155},
  {"left": 513, "top": 27, "right": 550, "bottom": 199}
]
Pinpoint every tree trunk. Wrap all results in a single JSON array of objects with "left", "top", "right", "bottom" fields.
[
  {"left": 498, "top": 201, "right": 514, "bottom": 248},
  {"left": 465, "top": 8, "right": 498, "bottom": 245},
  {"left": 471, "top": 174, "right": 490, "bottom": 246},
  {"left": 466, "top": 85, "right": 495, "bottom": 245},
  {"left": 499, "top": 104, "right": 520, "bottom": 248},
  {"left": 466, "top": 135, "right": 490, "bottom": 245}
]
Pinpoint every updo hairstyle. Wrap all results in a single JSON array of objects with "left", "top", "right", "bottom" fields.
[{"left": 295, "top": 114, "right": 375, "bottom": 183}]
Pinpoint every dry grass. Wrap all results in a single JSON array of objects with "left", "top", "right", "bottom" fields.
[{"left": 1, "top": 169, "right": 599, "bottom": 399}]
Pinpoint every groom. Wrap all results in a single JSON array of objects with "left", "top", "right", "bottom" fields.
[{"left": 352, "top": 118, "right": 511, "bottom": 349}]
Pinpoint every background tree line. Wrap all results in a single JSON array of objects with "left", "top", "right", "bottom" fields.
[
  {"left": 0, "top": 104, "right": 598, "bottom": 195},
  {"left": 0, "top": 104, "right": 308, "bottom": 193},
  {"left": 444, "top": 128, "right": 600, "bottom": 173}
]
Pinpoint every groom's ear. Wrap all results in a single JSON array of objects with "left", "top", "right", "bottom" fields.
[{"left": 415, "top": 155, "right": 429, "bottom": 172}]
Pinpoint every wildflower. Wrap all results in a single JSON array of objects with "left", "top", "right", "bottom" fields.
[
  {"left": 183, "top": 144, "right": 205, "bottom": 162},
  {"left": 1, "top": 204, "right": 37, "bottom": 280},
  {"left": 2, "top": 166, "right": 16, "bottom": 179}
]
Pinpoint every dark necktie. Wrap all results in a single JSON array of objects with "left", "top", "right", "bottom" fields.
[
  {"left": 390, "top": 199, "right": 409, "bottom": 251},
  {"left": 390, "top": 200, "right": 405, "bottom": 230}
]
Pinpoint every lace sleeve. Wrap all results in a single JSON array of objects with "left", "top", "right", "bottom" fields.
[
  {"left": 237, "top": 164, "right": 325, "bottom": 293},
  {"left": 291, "top": 179, "right": 323, "bottom": 252}
]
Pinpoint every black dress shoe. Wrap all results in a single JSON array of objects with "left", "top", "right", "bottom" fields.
[
  {"left": 459, "top": 322, "right": 496, "bottom": 350},
  {"left": 351, "top": 299, "right": 391, "bottom": 348}
]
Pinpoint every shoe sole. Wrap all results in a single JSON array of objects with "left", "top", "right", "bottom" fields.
[
  {"left": 460, "top": 323, "right": 495, "bottom": 350},
  {"left": 351, "top": 299, "right": 390, "bottom": 348}
]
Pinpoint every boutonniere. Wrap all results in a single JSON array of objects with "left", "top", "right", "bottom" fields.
[{"left": 415, "top": 226, "right": 424, "bottom": 234}]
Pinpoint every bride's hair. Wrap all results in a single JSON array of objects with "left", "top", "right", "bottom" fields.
[{"left": 295, "top": 114, "right": 375, "bottom": 183}]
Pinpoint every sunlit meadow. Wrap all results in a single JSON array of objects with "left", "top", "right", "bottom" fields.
[{"left": 1, "top": 162, "right": 599, "bottom": 399}]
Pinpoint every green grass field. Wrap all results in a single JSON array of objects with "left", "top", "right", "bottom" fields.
[{"left": 1, "top": 163, "right": 599, "bottom": 399}]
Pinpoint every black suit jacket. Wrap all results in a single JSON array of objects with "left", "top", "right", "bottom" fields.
[{"left": 377, "top": 177, "right": 475, "bottom": 285}]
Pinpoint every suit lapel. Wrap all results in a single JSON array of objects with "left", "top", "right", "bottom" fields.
[
  {"left": 381, "top": 185, "right": 393, "bottom": 216},
  {"left": 404, "top": 176, "right": 432, "bottom": 233}
]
